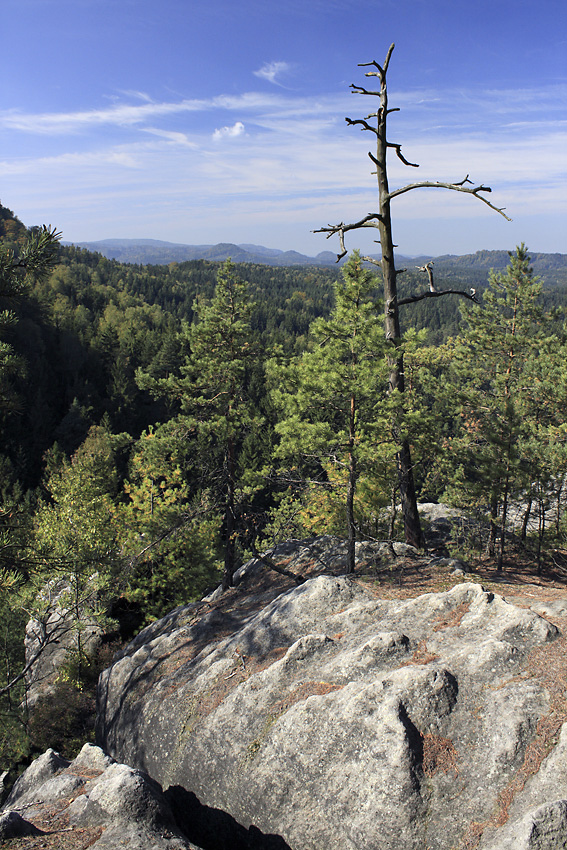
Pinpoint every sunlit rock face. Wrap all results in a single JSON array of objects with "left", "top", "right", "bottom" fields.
[{"left": 95, "top": 542, "right": 567, "bottom": 850}]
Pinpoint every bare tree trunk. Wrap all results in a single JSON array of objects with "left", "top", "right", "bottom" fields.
[
  {"left": 315, "top": 44, "right": 509, "bottom": 552},
  {"left": 488, "top": 494, "right": 498, "bottom": 558},
  {"left": 389, "top": 485, "right": 398, "bottom": 540},
  {"left": 374, "top": 53, "right": 424, "bottom": 551},
  {"left": 556, "top": 477, "right": 565, "bottom": 534},
  {"left": 346, "top": 393, "right": 357, "bottom": 574},
  {"left": 397, "top": 439, "right": 424, "bottom": 549},
  {"left": 222, "top": 436, "right": 236, "bottom": 590},
  {"left": 497, "top": 473, "right": 510, "bottom": 572},
  {"left": 520, "top": 496, "right": 532, "bottom": 542},
  {"left": 537, "top": 495, "right": 545, "bottom": 575}
]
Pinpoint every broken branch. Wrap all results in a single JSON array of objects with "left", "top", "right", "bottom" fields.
[
  {"left": 398, "top": 289, "right": 479, "bottom": 306},
  {"left": 313, "top": 214, "right": 383, "bottom": 262},
  {"left": 388, "top": 178, "right": 512, "bottom": 220}
]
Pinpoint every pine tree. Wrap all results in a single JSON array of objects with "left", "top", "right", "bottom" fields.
[
  {"left": 269, "top": 252, "right": 391, "bottom": 573},
  {"left": 120, "top": 423, "right": 222, "bottom": 619},
  {"left": 138, "top": 260, "right": 262, "bottom": 589},
  {"left": 447, "top": 245, "right": 553, "bottom": 570},
  {"left": 33, "top": 425, "right": 123, "bottom": 686},
  {"left": 0, "top": 224, "right": 61, "bottom": 412}
]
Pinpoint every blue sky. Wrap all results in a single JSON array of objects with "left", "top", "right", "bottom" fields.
[{"left": 1, "top": 0, "right": 566, "bottom": 257}]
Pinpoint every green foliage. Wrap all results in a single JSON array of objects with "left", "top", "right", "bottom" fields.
[
  {"left": 27, "top": 682, "right": 97, "bottom": 759},
  {"left": 0, "top": 223, "right": 61, "bottom": 418},
  {"left": 123, "top": 515, "right": 222, "bottom": 622},
  {"left": 0, "top": 591, "right": 30, "bottom": 770},
  {"left": 269, "top": 253, "right": 395, "bottom": 567},
  {"left": 438, "top": 245, "right": 567, "bottom": 567},
  {"left": 119, "top": 423, "right": 222, "bottom": 621},
  {"left": 31, "top": 426, "right": 126, "bottom": 687},
  {"left": 138, "top": 261, "right": 265, "bottom": 588},
  {"left": 35, "top": 425, "right": 123, "bottom": 571},
  {"left": 4, "top": 194, "right": 567, "bottom": 771}
]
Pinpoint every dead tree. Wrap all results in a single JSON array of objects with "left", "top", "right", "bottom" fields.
[{"left": 315, "top": 43, "right": 510, "bottom": 549}]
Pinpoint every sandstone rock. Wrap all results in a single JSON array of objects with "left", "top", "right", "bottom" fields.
[
  {"left": 530, "top": 598, "right": 567, "bottom": 618},
  {"left": 2, "top": 744, "right": 198, "bottom": 849},
  {"left": 25, "top": 583, "right": 103, "bottom": 706},
  {"left": 483, "top": 799, "right": 567, "bottom": 850},
  {"left": 4, "top": 747, "right": 70, "bottom": 809},
  {"left": 479, "top": 721, "right": 567, "bottom": 849},
  {"left": 0, "top": 810, "right": 43, "bottom": 839},
  {"left": 96, "top": 571, "right": 563, "bottom": 850}
]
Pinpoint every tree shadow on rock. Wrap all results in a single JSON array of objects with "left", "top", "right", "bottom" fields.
[{"left": 165, "top": 786, "right": 292, "bottom": 850}]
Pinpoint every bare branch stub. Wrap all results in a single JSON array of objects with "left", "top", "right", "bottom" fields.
[
  {"left": 418, "top": 261, "right": 436, "bottom": 292},
  {"left": 313, "top": 213, "right": 384, "bottom": 263},
  {"left": 387, "top": 142, "right": 419, "bottom": 168}
]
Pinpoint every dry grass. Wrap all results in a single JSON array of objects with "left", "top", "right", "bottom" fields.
[
  {"left": 432, "top": 603, "right": 471, "bottom": 632},
  {"left": 404, "top": 640, "right": 439, "bottom": 666},
  {"left": 0, "top": 826, "right": 104, "bottom": 850},
  {"left": 458, "top": 634, "right": 567, "bottom": 848},
  {"left": 189, "top": 645, "right": 290, "bottom": 722},
  {"left": 270, "top": 681, "right": 343, "bottom": 717},
  {"left": 422, "top": 732, "right": 459, "bottom": 778}
]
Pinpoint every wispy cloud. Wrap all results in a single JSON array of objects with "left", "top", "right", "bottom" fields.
[
  {"left": 212, "top": 121, "right": 245, "bottom": 141},
  {"left": 0, "top": 90, "right": 347, "bottom": 137},
  {"left": 0, "top": 147, "right": 142, "bottom": 176},
  {"left": 2, "top": 80, "right": 565, "bottom": 253},
  {"left": 0, "top": 98, "right": 209, "bottom": 134},
  {"left": 253, "top": 61, "right": 292, "bottom": 86},
  {"left": 141, "top": 127, "right": 198, "bottom": 147}
]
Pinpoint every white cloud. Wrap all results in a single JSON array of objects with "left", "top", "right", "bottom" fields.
[
  {"left": 253, "top": 61, "right": 291, "bottom": 86},
  {"left": 0, "top": 147, "right": 141, "bottom": 176},
  {"left": 141, "top": 127, "right": 198, "bottom": 147},
  {"left": 1, "top": 79, "right": 565, "bottom": 253},
  {"left": 0, "top": 98, "right": 209, "bottom": 134},
  {"left": 212, "top": 121, "right": 245, "bottom": 141}
]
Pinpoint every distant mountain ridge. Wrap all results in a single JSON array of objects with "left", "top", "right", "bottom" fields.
[
  {"left": 64, "top": 238, "right": 341, "bottom": 267},
  {"left": 64, "top": 238, "right": 567, "bottom": 274}
]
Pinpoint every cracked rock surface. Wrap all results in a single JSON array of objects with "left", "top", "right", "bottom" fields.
[{"left": 96, "top": 556, "right": 567, "bottom": 850}]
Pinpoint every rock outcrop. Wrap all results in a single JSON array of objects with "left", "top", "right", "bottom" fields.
[
  {"left": 25, "top": 581, "right": 104, "bottom": 706},
  {"left": 1, "top": 743, "right": 199, "bottom": 848},
  {"left": 95, "top": 542, "right": 567, "bottom": 850}
]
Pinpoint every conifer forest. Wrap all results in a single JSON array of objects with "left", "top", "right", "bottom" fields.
[{"left": 1, "top": 197, "right": 567, "bottom": 766}]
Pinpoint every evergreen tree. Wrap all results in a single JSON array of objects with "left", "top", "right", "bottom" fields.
[
  {"left": 269, "top": 252, "right": 391, "bottom": 573},
  {"left": 119, "top": 423, "right": 222, "bottom": 619},
  {"left": 138, "top": 261, "right": 263, "bottom": 589},
  {"left": 0, "top": 224, "right": 60, "bottom": 413},
  {"left": 32, "top": 425, "right": 125, "bottom": 685},
  {"left": 446, "top": 245, "right": 554, "bottom": 570}
]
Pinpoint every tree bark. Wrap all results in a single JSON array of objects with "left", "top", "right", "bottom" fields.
[
  {"left": 497, "top": 472, "right": 510, "bottom": 572},
  {"left": 520, "top": 497, "right": 532, "bottom": 541},
  {"left": 346, "top": 392, "right": 357, "bottom": 573},
  {"left": 222, "top": 435, "right": 237, "bottom": 590},
  {"left": 489, "top": 495, "right": 498, "bottom": 559},
  {"left": 372, "top": 51, "right": 425, "bottom": 550}
]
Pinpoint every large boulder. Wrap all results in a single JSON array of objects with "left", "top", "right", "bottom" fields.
[{"left": 96, "top": 557, "right": 567, "bottom": 850}]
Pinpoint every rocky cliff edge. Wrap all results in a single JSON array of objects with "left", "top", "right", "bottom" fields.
[{"left": 89, "top": 537, "right": 567, "bottom": 850}]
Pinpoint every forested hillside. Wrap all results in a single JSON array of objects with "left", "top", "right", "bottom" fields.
[{"left": 1, "top": 201, "right": 567, "bottom": 767}]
